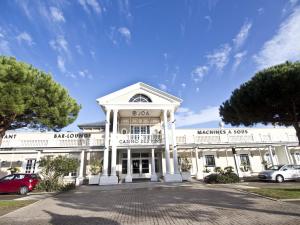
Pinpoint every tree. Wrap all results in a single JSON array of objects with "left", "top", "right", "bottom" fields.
[
  {"left": 0, "top": 56, "right": 80, "bottom": 143},
  {"left": 219, "top": 61, "right": 300, "bottom": 145},
  {"left": 38, "top": 155, "right": 79, "bottom": 191}
]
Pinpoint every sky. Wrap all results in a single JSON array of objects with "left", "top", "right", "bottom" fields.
[{"left": 1, "top": 0, "right": 300, "bottom": 131}]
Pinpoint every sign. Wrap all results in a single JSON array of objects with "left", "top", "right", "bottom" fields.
[
  {"left": 3, "top": 134, "right": 17, "bottom": 139},
  {"left": 197, "top": 129, "right": 249, "bottom": 135},
  {"left": 132, "top": 110, "right": 150, "bottom": 117},
  {"left": 119, "top": 136, "right": 161, "bottom": 145},
  {"left": 54, "top": 133, "right": 91, "bottom": 139}
]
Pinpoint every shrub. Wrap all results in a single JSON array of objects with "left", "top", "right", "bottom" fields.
[
  {"left": 204, "top": 173, "right": 239, "bottom": 184},
  {"left": 89, "top": 158, "right": 102, "bottom": 175},
  {"left": 203, "top": 166, "right": 211, "bottom": 173},
  {"left": 38, "top": 155, "right": 79, "bottom": 192},
  {"left": 214, "top": 167, "right": 223, "bottom": 174},
  {"left": 7, "top": 167, "right": 20, "bottom": 174},
  {"left": 224, "top": 166, "right": 234, "bottom": 174},
  {"left": 180, "top": 157, "right": 192, "bottom": 172}
]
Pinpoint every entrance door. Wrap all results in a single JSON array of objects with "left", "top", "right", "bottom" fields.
[
  {"left": 141, "top": 159, "right": 149, "bottom": 174},
  {"left": 132, "top": 160, "right": 140, "bottom": 174}
]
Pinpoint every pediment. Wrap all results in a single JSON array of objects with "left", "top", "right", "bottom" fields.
[{"left": 97, "top": 82, "right": 182, "bottom": 106}]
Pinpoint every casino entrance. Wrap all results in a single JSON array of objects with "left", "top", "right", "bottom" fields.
[{"left": 119, "top": 149, "right": 161, "bottom": 181}]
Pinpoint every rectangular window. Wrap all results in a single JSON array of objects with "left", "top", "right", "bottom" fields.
[
  {"left": 205, "top": 155, "right": 215, "bottom": 167},
  {"left": 25, "top": 159, "right": 36, "bottom": 173},
  {"left": 240, "top": 154, "right": 250, "bottom": 166}
]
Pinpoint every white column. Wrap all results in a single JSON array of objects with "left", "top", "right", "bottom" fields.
[
  {"left": 284, "top": 145, "right": 292, "bottom": 164},
  {"left": 151, "top": 148, "right": 158, "bottom": 181},
  {"left": 195, "top": 148, "right": 203, "bottom": 180},
  {"left": 102, "top": 109, "right": 111, "bottom": 176},
  {"left": 268, "top": 145, "right": 275, "bottom": 166},
  {"left": 76, "top": 150, "right": 85, "bottom": 186},
  {"left": 111, "top": 109, "right": 118, "bottom": 176},
  {"left": 125, "top": 148, "right": 132, "bottom": 182},
  {"left": 79, "top": 150, "right": 85, "bottom": 178},
  {"left": 170, "top": 110, "right": 179, "bottom": 174},
  {"left": 34, "top": 150, "right": 41, "bottom": 173},
  {"left": 163, "top": 109, "right": 171, "bottom": 174}
]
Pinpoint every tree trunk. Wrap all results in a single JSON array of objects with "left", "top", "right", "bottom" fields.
[
  {"left": 292, "top": 123, "right": 300, "bottom": 146},
  {"left": 0, "top": 127, "right": 6, "bottom": 147}
]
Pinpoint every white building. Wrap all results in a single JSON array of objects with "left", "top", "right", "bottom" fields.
[{"left": 0, "top": 82, "right": 300, "bottom": 185}]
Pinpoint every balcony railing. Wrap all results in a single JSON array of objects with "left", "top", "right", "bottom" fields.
[{"left": 117, "top": 134, "right": 163, "bottom": 146}]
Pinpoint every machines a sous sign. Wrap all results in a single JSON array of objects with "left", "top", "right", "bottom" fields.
[{"left": 197, "top": 129, "right": 249, "bottom": 135}]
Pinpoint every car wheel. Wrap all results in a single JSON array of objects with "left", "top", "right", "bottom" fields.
[
  {"left": 276, "top": 175, "right": 284, "bottom": 183},
  {"left": 19, "top": 186, "right": 29, "bottom": 195}
]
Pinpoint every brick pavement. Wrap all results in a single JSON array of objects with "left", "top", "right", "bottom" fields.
[{"left": 0, "top": 183, "right": 299, "bottom": 225}]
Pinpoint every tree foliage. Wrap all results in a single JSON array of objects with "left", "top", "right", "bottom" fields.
[
  {"left": 0, "top": 56, "right": 80, "bottom": 139},
  {"left": 220, "top": 61, "right": 300, "bottom": 145},
  {"left": 38, "top": 155, "right": 79, "bottom": 192}
]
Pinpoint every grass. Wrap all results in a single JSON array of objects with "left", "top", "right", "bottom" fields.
[
  {"left": 0, "top": 200, "right": 36, "bottom": 216},
  {"left": 248, "top": 188, "right": 300, "bottom": 199}
]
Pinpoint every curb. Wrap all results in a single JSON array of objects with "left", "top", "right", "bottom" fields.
[
  {"left": 235, "top": 188, "right": 279, "bottom": 201},
  {"left": 0, "top": 192, "right": 60, "bottom": 219}
]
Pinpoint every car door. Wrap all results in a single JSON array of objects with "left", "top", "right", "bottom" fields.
[
  {"left": 282, "top": 165, "right": 296, "bottom": 180},
  {"left": 0, "top": 175, "right": 15, "bottom": 193}
]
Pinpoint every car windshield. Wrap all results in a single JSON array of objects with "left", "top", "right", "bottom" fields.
[
  {"left": 0, "top": 175, "right": 15, "bottom": 181},
  {"left": 267, "top": 165, "right": 284, "bottom": 170}
]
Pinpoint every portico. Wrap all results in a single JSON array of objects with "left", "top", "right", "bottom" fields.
[{"left": 97, "top": 82, "right": 183, "bottom": 185}]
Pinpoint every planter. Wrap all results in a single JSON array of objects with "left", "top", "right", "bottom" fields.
[
  {"left": 88, "top": 175, "right": 100, "bottom": 185},
  {"left": 181, "top": 171, "right": 191, "bottom": 181}
]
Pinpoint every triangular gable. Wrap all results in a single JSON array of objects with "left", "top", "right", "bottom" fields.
[{"left": 97, "top": 82, "right": 182, "bottom": 106}]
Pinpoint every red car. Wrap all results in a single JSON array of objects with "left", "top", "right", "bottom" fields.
[{"left": 0, "top": 174, "right": 39, "bottom": 195}]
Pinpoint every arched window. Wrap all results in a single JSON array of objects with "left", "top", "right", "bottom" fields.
[{"left": 129, "top": 94, "right": 152, "bottom": 103}]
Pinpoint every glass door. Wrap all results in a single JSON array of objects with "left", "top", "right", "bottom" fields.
[{"left": 132, "top": 160, "right": 140, "bottom": 174}]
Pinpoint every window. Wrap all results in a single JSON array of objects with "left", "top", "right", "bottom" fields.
[
  {"left": 205, "top": 155, "right": 215, "bottom": 167},
  {"left": 14, "top": 174, "right": 25, "bottom": 180},
  {"left": 129, "top": 94, "right": 152, "bottom": 103},
  {"left": 240, "top": 154, "right": 250, "bottom": 166},
  {"left": 25, "top": 159, "right": 36, "bottom": 174},
  {"left": 295, "top": 152, "right": 300, "bottom": 161}
]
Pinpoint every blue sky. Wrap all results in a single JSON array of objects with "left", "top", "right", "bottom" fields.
[{"left": 1, "top": 0, "right": 300, "bottom": 131}]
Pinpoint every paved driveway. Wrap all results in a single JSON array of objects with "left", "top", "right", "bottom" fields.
[{"left": 0, "top": 183, "right": 299, "bottom": 225}]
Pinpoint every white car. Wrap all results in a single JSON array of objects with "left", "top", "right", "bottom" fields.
[{"left": 258, "top": 165, "right": 300, "bottom": 183}]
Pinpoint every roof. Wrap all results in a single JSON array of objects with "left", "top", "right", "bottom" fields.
[
  {"left": 96, "top": 82, "right": 182, "bottom": 105},
  {"left": 77, "top": 121, "right": 105, "bottom": 129}
]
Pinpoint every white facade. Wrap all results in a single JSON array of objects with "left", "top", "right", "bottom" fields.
[{"left": 0, "top": 82, "right": 300, "bottom": 185}]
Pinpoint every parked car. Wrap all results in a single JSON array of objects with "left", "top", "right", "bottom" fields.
[
  {"left": 0, "top": 174, "right": 39, "bottom": 195},
  {"left": 258, "top": 165, "right": 300, "bottom": 183}
]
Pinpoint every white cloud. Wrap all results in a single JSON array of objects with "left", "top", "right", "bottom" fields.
[
  {"left": 254, "top": 7, "right": 300, "bottom": 69},
  {"left": 176, "top": 106, "right": 220, "bottom": 127},
  {"left": 50, "top": 7, "right": 65, "bottom": 22},
  {"left": 78, "top": 69, "right": 93, "bottom": 79},
  {"left": 118, "top": 27, "right": 131, "bottom": 42},
  {"left": 57, "top": 56, "right": 66, "bottom": 73},
  {"left": 181, "top": 83, "right": 186, "bottom": 88},
  {"left": 158, "top": 83, "right": 167, "bottom": 91},
  {"left": 90, "top": 50, "right": 96, "bottom": 59},
  {"left": 257, "top": 8, "right": 264, "bottom": 15},
  {"left": 76, "top": 45, "right": 83, "bottom": 55},
  {"left": 206, "top": 44, "right": 231, "bottom": 71},
  {"left": 49, "top": 36, "right": 69, "bottom": 55},
  {"left": 233, "top": 21, "right": 252, "bottom": 50},
  {"left": 79, "top": 0, "right": 102, "bottom": 14},
  {"left": 16, "top": 32, "right": 34, "bottom": 45},
  {"left": 0, "top": 39, "right": 10, "bottom": 55},
  {"left": 196, "top": 87, "right": 200, "bottom": 93},
  {"left": 191, "top": 66, "right": 209, "bottom": 82},
  {"left": 232, "top": 51, "right": 247, "bottom": 71},
  {"left": 0, "top": 28, "right": 11, "bottom": 55}
]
